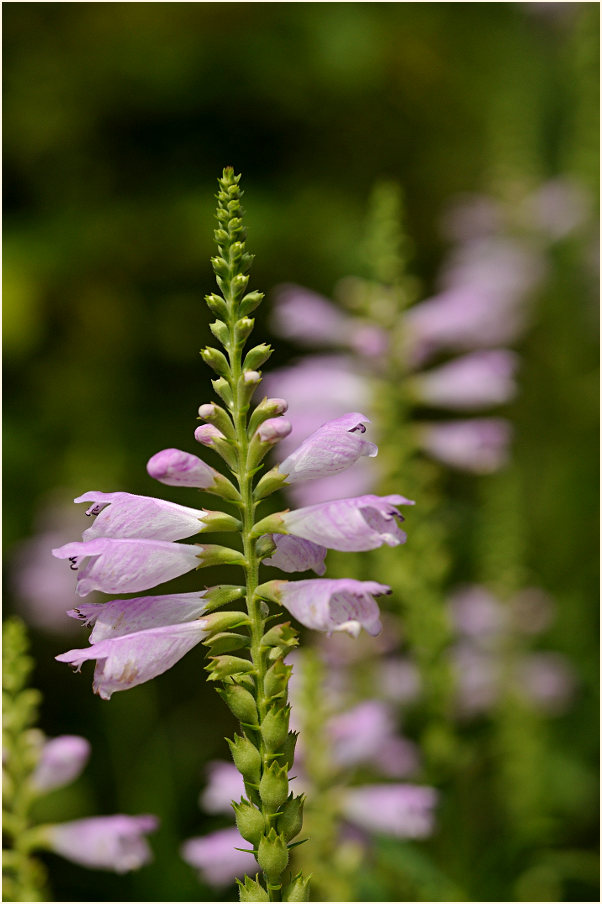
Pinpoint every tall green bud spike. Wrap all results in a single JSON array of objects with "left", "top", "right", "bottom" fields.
[{"left": 203, "top": 170, "right": 307, "bottom": 901}]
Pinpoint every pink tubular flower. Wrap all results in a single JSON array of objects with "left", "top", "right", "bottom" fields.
[
  {"left": 56, "top": 619, "right": 212, "bottom": 700},
  {"left": 342, "top": 784, "right": 438, "bottom": 839},
  {"left": 411, "top": 350, "right": 518, "bottom": 411},
  {"left": 146, "top": 448, "right": 219, "bottom": 488},
  {"left": 328, "top": 701, "right": 419, "bottom": 777},
  {"left": 419, "top": 419, "right": 512, "bottom": 473},
  {"left": 281, "top": 494, "right": 414, "bottom": 552},
  {"left": 263, "top": 534, "right": 327, "bottom": 575},
  {"left": 52, "top": 538, "right": 201, "bottom": 596},
  {"left": 46, "top": 814, "right": 158, "bottom": 873},
  {"left": 67, "top": 591, "right": 210, "bottom": 642},
  {"left": 276, "top": 579, "right": 389, "bottom": 637},
  {"left": 200, "top": 761, "right": 245, "bottom": 814},
  {"left": 181, "top": 827, "right": 257, "bottom": 887},
  {"left": 74, "top": 491, "right": 207, "bottom": 542},
  {"left": 277, "top": 413, "right": 377, "bottom": 483},
  {"left": 31, "top": 735, "right": 91, "bottom": 792}
]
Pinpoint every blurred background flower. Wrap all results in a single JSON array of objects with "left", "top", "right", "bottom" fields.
[{"left": 3, "top": 3, "right": 598, "bottom": 901}]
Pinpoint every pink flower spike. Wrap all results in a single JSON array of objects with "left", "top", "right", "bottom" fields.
[
  {"left": 282, "top": 494, "right": 414, "bottom": 552},
  {"left": 56, "top": 620, "right": 212, "bottom": 699},
  {"left": 194, "top": 424, "right": 224, "bottom": 446},
  {"left": 52, "top": 538, "right": 201, "bottom": 596},
  {"left": 420, "top": 419, "right": 512, "bottom": 473},
  {"left": 146, "top": 448, "right": 218, "bottom": 488},
  {"left": 411, "top": 350, "right": 519, "bottom": 411},
  {"left": 68, "top": 591, "right": 210, "bottom": 643},
  {"left": 47, "top": 814, "right": 158, "bottom": 872},
  {"left": 181, "top": 827, "right": 257, "bottom": 887},
  {"left": 278, "top": 413, "right": 377, "bottom": 484},
  {"left": 278, "top": 578, "right": 388, "bottom": 636},
  {"left": 31, "top": 735, "right": 91, "bottom": 792},
  {"left": 342, "top": 784, "right": 438, "bottom": 839},
  {"left": 263, "top": 535, "right": 327, "bottom": 575},
  {"left": 257, "top": 418, "right": 292, "bottom": 443},
  {"left": 75, "top": 491, "right": 206, "bottom": 542}
]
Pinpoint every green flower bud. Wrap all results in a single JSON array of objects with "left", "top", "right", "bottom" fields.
[
  {"left": 196, "top": 545, "right": 246, "bottom": 569},
  {"left": 211, "top": 377, "right": 233, "bottom": 409},
  {"left": 261, "top": 704, "right": 291, "bottom": 753},
  {"left": 239, "top": 290, "right": 264, "bottom": 316},
  {"left": 280, "top": 731, "right": 298, "bottom": 771},
  {"left": 243, "top": 343, "right": 273, "bottom": 371},
  {"left": 262, "top": 623, "right": 298, "bottom": 651},
  {"left": 277, "top": 793, "right": 305, "bottom": 842},
  {"left": 237, "top": 874, "right": 269, "bottom": 902},
  {"left": 211, "top": 256, "right": 230, "bottom": 278},
  {"left": 282, "top": 872, "right": 311, "bottom": 901},
  {"left": 263, "top": 658, "right": 293, "bottom": 701},
  {"left": 253, "top": 467, "right": 289, "bottom": 500},
  {"left": 205, "top": 655, "right": 254, "bottom": 682},
  {"left": 226, "top": 734, "right": 262, "bottom": 784},
  {"left": 235, "top": 317, "right": 255, "bottom": 344},
  {"left": 258, "top": 761, "right": 289, "bottom": 810},
  {"left": 251, "top": 512, "right": 287, "bottom": 540},
  {"left": 204, "top": 632, "right": 249, "bottom": 655},
  {"left": 248, "top": 399, "right": 288, "bottom": 436},
  {"left": 203, "top": 584, "right": 245, "bottom": 613},
  {"left": 209, "top": 319, "right": 230, "bottom": 347},
  {"left": 232, "top": 799, "right": 266, "bottom": 847},
  {"left": 217, "top": 683, "right": 259, "bottom": 724},
  {"left": 232, "top": 273, "right": 250, "bottom": 300},
  {"left": 206, "top": 470, "right": 241, "bottom": 502},
  {"left": 201, "top": 346, "right": 230, "bottom": 378},
  {"left": 213, "top": 228, "right": 229, "bottom": 244},
  {"left": 257, "top": 828, "right": 289, "bottom": 884},
  {"left": 197, "top": 402, "right": 236, "bottom": 440},
  {"left": 201, "top": 610, "right": 249, "bottom": 636},
  {"left": 198, "top": 510, "right": 241, "bottom": 533},
  {"left": 205, "top": 293, "right": 229, "bottom": 320}
]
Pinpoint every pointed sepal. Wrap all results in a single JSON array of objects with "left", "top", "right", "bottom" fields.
[
  {"left": 277, "top": 793, "right": 305, "bottom": 842},
  {"left": 205, "top": 655, "right": 254, "bottom": 682},
  {"left": 282, "top": 871, "right": 311, "bottom": 901},
  {"left": 257, "top": 828, "right": 289, "bottom": 884},
  {"left": 226, "top": 733, "right": 262, "bottom": 784},
  {"left": 258, "top": 761, "right": 289, "bottom": 810},
  {"left": 232, "top": 799, "right": 266, "bottom": 847},
  {"left": 237, "top": 874, "right": 270, "bottom": 902},
  {"left": 217, "top": 683, "right": 259, "bottom": 724}
]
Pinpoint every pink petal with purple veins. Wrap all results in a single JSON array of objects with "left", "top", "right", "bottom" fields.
[
  {"left": 47, "top": 814, "right": 158, "bottom": 872},
  {"left": 342, "top": 784, "right": 438, "bottom": 839},
  {"left": 68, "top": 591, "right": 209, "bottom": 643},
  {"left": 31, "top": 735, "right": 91, "bottom": 792},
  {"left": 263, "top": 534, "right": 327, "bottom": 575},
  {"left": 56, "top": 620, "right": 211, "bottom": 699},
  {"left": 282, "top": 495, "right": 413, "bottom": 552},
  {"left": 52, "top": 538, "right": 201, "bottom": 596},
  {"left": 146, "top": 448, "right": 218, "bottom": 488},
  {"left": 181, "top": 827, "right": 257, "bottom": 887},
  {"left": 75, "top": 491, "right": 206, "bottom": 542},
  {"left": 279, "top": 578, "right": 389, "bottom": 636},
  {"left": 278, "top": 413, "right": 377, "bottom": 484}
]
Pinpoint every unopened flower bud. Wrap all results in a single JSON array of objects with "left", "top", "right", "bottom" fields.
[
  {"left": 237, "top": 874, "right": 270, "bottom": 902},
  {"left": 261, "top": 705, "right": 290, "bottom": 752},
  {"left": 257, "top": 829, "right": 289, "bottom": 883},
  {"left": 235, "top": 317, "right": 255, "bottom": 343},
  {"left": 277, "top": 793, "right": 305, "bottom": 842},
  {"left": 232, "top": 273, "right": 249, "bottom": 299},
  {"left": 259, "top": 761, "right": 289, "bottom": 810},
  {"left": 232, "top": 799, "right": 265, "bottom": 847},
  {"left": 244, "top": 343, "right": 273, "bottom": 371},
  {"left": 280, "top": 731, "right": 298, "bottom": 770},
  {"left": 282, "top": 872, "right": 311, "bottom": 901},
  {"left": 217, "top": 684, "right": 259, "bottom": 725},
  {"left": 201, "top": 347, "right": 230, "bottom": 377},
  {"left": 243, "top": 370, "right": 261, "bottom": 385},
  {"left": 248, "top": 398, "right": 289, "bottom": 435},
  {"left": 212, "top": 377, "right": 234, "bottom": 409},
  {"left": 257, "top": 418, "right": 292, "bottom": 443},
  {"left": 226, "top": 734, "right": 262, "bottom": 784},
  {"left": 197, "top": 402, "right": 235, "bottom": 439},
  {"left": 239, "top": 290, "right": 264, "bottom": 316},
  {"left": 205, "top": 293, "right": 228, "bottom": 319},
  {"left": 263, "top": 658, "right": 293, "bottom": 701},
  {"left": 253, "top": 467, "right": 289, "bottom": 500},
  {"left": 194, "top": 424, "right": 224, "bottom": 446},
  {"left": 209, "top": 319, "right": 230, "bottom": 346},
  {"left": 205, "top": 655, "right": 254, "bottom": 682}
]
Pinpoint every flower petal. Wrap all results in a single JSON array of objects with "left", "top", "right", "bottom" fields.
[
  {"left": 68, "top": 591, "right": 210, "bottom": 643},
  {"left": 279, "top": 578, "right": 388, "bottom": 635},
  {"left": 181, "top": 827, "right": 257, "bottom": 887},
  {"left": 31, "top": 735, "right": 91, "bottom": 792},
  {"left": 278, "top": 413, "right": 377, "bottom": 484},
  {"left": 146, "top": 448, "right": 218, "bottom": 488},
  {"left": 47, "top": 814, "right": 158, "bottom": 872},
  {"left": 75, "top": 491, "right": 206, "bottom": 541},
  {"left": 342, "top": 784, "right": 438, "bottom": 839},
  {"left": 263, "top": 534, "right": 327, "bottom": 575},
  {"left": 282, "top": 495, "right": 414, "bottom": 552}
]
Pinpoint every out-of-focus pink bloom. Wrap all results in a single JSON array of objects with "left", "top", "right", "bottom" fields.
[
  {"left": 378, "top": 658, "right": 422, "bottom": 705},
  {"left": 146, "top": 448, "right": 219, "bottom": 488},
  {"left": 272, "top": 284, "right": 351, "bottom": 346},
  {"left": 449, "top": 585, "right": 507, "bottom": 640},
  {"left": 46, "top": 814, "right": 158, "bottom": 873},
  {"left": 263, "top": 535, "right": 327, "bottom": 575},
  {"left": 328, "top": 701, "right": 419, "bottom": 777},
  {"left": 284, "top": 461, "right": 377, "bottom": 508},
  {"left": 31, "top": 735, "right": 91, "bottom": 792},
  {"left": 181, "top": 827, "right": 257, "bottom": 887},
  {"left": 419, "top": 419, "right": 512, "bottom": 473},
  {"left": 520, "top": 179, "right": 589, "bottom": 240},
  {"left": 74, "top": 491, "right": 206, "bottom": 542},
  {"left": 56, "top": 618, "right": 211, "bottom": 700},
  {"left": 200, "top": 761, "right": 245, "bottom": 814},
  {"left": 411, "top": 350, "right": 518, "bottom": 410},
  {"left": 278, "top": 413, "right": 377, "bottom": 484},
  {"left": 440, "top": 194, "right": 503, "bottom": 242},
  {"left": 519, "top": 652, "right": 576, "bottom": 713},
  {"left": 67, "top": 591, "right": 209, "bottom": 642},
  {"left": 452, "top": 644, "right": 499, "bottom": 715},
  {"left": 276, "top": 578, "right": 389, "bottom": 637},
  {"left": 281, "top": 494, "right": 414, "bottom": 552},
  {"left": 52, "top": 537, "right": 201, "bottom": 596},
  {"left": 342, "top": 784, "right": 437, "bottom": 839}
]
